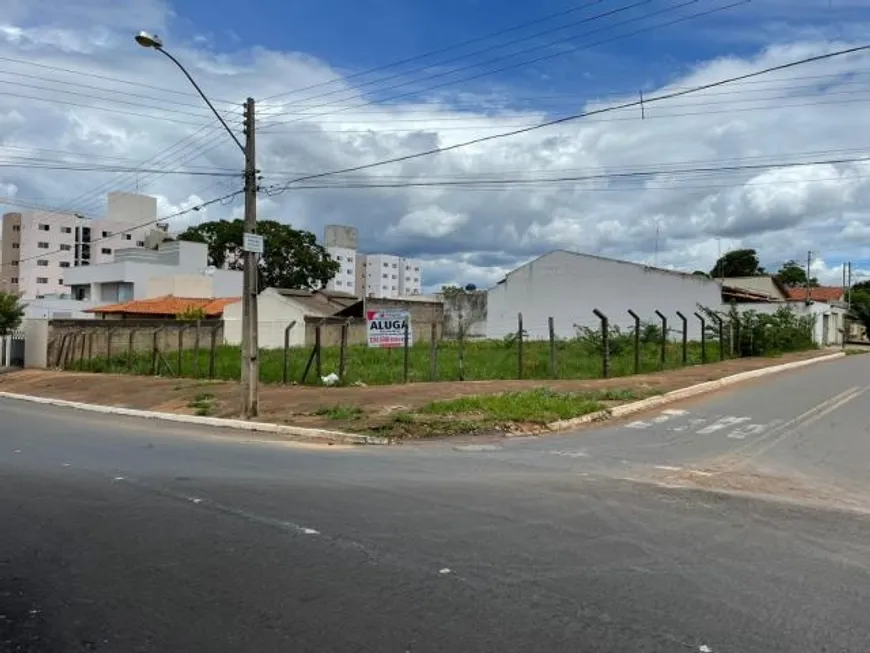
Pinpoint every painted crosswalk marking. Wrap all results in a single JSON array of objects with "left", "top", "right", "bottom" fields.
[
  {"left": 623, "top": 409, "right": 777, "bottom": 441},
  {"left": 696, "top": 416, "right": 751, "bottom": 434}
]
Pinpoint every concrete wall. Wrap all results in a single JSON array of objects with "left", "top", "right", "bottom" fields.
[
  {"left": 45, "top": 319, "right": 223, "bottom": 368},
  {"left": 21, "top": 318, "right": 49, "bottom": 368},
  {"left": 324, "top": 225, "right": 359, "bottom": 250},
  {"left": 487, "top": 251, "right": 723, "bottom": 341},
  {"left": 438, "top": 290, "right": 487, "bottom": 339},
  {"left": 223, "top": 290, "right": 310, "bottom": 349},
  {"left": 22, "top": 298, "right": 98, "bottom": 319}
]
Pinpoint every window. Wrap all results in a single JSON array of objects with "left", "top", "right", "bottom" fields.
[
  {"left": 335, "top": 280, "right": 342, "bottom": 286},
  {"left": 59, "top": 262, "right": 70, "bottom": 268},
  {"left": 60, "top": 244, "right": 71, "bottom": 251},
  {"left": 383, "top": 262, "right": 389, "bottom": 268},
  {"left": 392, "top": 263, "right": 398, "bottom": 268},
  {"left": 347, "top": 257, "right": 354, "bottom": 264},
  {"left": 136, "top": 241, "right": 145, "bottom": 247},
  {"left": 10, "top": 277, "right": 17, "bottom": 284},
  {"left": 11, "top": 243, "right": 19, "bottom": 249},
  {"left": 382, "top": 273, "right": 388, "bottom": 279},
  {"left": 11, "top": 225, "right": 20, "bottom": 232},
  {"left": 413, "top": 277, "right": 419, "bottom": 282},
  {"left": 391, "top": 285, "right": 397, "bottom": 290},
  {"left": 38, "top": 224, "right": 50, "bottom": 231},
  {"left": 391, "top": 274, "right": 397, "bottom": 279},
  {"left": 10, "top": 261, "right": 17, "bottom": 267},
  {"left": 58, "top": 279, "right": 64, "bottom": 285},
  {"left": 336, "top": 255, "right": 342, "bottom": 261},
  {"left": 37, "top": 242, "right": 49, "bottom": 249},
  {"left": 101, "top": 248, "right": 112, "bottom": 255},
  {"left": 125, "top": 234, "right": 132, "bottom": 240},
  {"left": 37, "top": 260, "right": 48, "bottom": 267},
  {"left": 61, "top": 226, "right": 72, "bottom": 234},
  {"left": 102, "top": 231, "right": 110, "bottom": 238},
  {"left": 414, "top": 266, "right": 420, "bottom": 272},
  {"left": 36, "top": 277, "right": 48, "bottom": 284}
]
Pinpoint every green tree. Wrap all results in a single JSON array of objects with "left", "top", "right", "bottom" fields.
[
  {"left": 709, "top": 248, "right": 765, "bottom": 278},
  {"left": 776, "top": 260, "right": 818, "bottom": 287},
  {"left": 0, "top": 291, "right": 25, "bottom": 336},
  {"left": 177, "top": 219, "right": 340, "bottom": 290},
  {"left": 692, "top": 270, "right": 710, "bottom": 278},
  {"left": 849, "top": 287, "right": 870, "bottom": 338}
]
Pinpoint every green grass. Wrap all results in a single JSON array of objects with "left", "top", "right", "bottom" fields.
[
  {"left": 70, "top": 337, "right": 740, "bottom": 386},
  {"left": 187, "top": 392, "right": 216, "bottom": 416},
  {"left": 420, "top": 388, "right": 610, "bottom": 424},
  {"left": 313, "top": 404, "right": 363, "bottom": 420}
]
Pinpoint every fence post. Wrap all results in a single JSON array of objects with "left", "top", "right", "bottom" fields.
[
  {"left": 339, "top": 321, "right": 349, "bottom": 382},
  {"left": 78, "top": 332, "right": 87, "bottom": 369},
  {"left": 654, "top": 310, "right": 667, "bottom": 369},
  {"left": 128, "top": 329, "right": 137, "bottom": 372},
  {"left": 711, "top": 314, "right": 725, "bottom": 361},
  {"left": 627, "top": 309, "right": 640, "bottom": 375},
  {"left": 517, "top": 312, "right": 524, "bottom": 380},
  {"left": 694, "top": 313, "right": 707, "bottom": 363},
  {"left": 675, "top": 311, "right": 688, "bottom": 366},
  {"left": 548, "top": 316, "right": 556, "bottom": 379},
  {"left": 403, "top": 320, "right": 410, "bottom": 384},
  {"left": 593, "top": 309, "right": 609, "bottom": 379},
  {"left": 429, "top": 323, "right": 438, "bottom": 381},
  {"left": 282, "top": 320, "right": 296, "bottom": 384},
  {"left": 177, "top": 326, "right": 189, "bottom": 377},
  {"left": 106, "top": 327, "right": 114, "bottom": 372},
  {"left": 209, "top": 324, "right": 220, "bottom": 379},
  {"left": 315, "top": 324, "right": 322, "bottom": 380},
  {"left": 458, "top": 320, "right": 465, "bottom": 381},
  {"left": 193, "top": 320, "right": 202, "bottom": 379},
  {"left": 733, "top": 318, "right": 741, "bottom": 357},
  {"left": 151, "top": 327, "right": 162, "bottom": 375}
]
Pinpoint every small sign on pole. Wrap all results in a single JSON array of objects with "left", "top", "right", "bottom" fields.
[
  {"left": 242, "top": 232, "right": 264, "bottom": 254},
  {"left": 367, "top": 309, "right": 412, "bottom": 348}
]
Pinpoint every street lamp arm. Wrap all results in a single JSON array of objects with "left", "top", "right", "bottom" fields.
[{"left": 155, "top": 47, "right": 245, "bottom": 154}]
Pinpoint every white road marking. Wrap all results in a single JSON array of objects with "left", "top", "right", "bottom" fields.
[
  {"left": 113, "top": 476, "right": 125, "bottom": 481},
  {"left": 12, "top": 449, "right": 21, "bottom": 454},
  {"left": 625, "top": 420, "right": 651, "bottom": 429},
  {"left": 726, "top": 424, "right": 767, "bottom": 440},
  {"left": 662, "top": 409, "right": 689, "bottom": 416},
  {"left": 439, "top": 568, "right": 452, "bottom": 575},
  {"left": 62, "top": 462, "right": 71, "bottom": 467},
  {"left": 687, "top": 470, "right": 713, "bottom": 477},
  {"left": 654, "top": 465, "right": 683, "bottom": 472},
  {"left": 697, "top": 416, "right": 751, "bottom": 434},
  {"left": 302, "top": 528, "right": 319, "bottom": 535},
  {"left": 550, "top": 450, "right": 589, "bottom": 458},
  {"left": 699, "top": 646, "right": 713, "bottom": 653}
]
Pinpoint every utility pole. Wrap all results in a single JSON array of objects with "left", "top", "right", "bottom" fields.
[
  {"left": 847, "top": 261, "right": 852, "bottom": 307},
  {"left": 241, "top": 97, "right": 260, "bottom": 418},
  {"left": 805, "top": 250, "right": 812, "bottom": 303}
]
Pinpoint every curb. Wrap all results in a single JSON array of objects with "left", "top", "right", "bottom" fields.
[
  {"left": 0, "top": 392, "right": 388, "bottom": 446},
  {"left": 546, "top": 352, "right": 847, "bottom": 432}
]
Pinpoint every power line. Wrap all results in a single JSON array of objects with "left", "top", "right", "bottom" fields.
[
  {"left": 0, "top": 161, "right": 240, "bottom": 176},
  {"left": 264, "top": 43, "right": 870, "bottom": 194},
  {"left": 259, "top": 0, "right": 744, "bottom": 129}
]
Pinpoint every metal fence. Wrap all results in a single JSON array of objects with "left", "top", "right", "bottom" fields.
[{"left": 0, "top": 330, "right": 25, "bottom": 368}]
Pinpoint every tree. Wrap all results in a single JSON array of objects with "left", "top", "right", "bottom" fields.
[
  {"left": 709, "top": 249, "right": 765, "bottom": 278},
  {"left": 0, "top": 291, "right": 25, "bottom": 336},
  {"left": 692, "top": 270, "right": 710, "bottom": 278},
  {"left": 776, "top": 260, "right": 818, "bottom": 287},
  {"left": 177, "top": 219, "right": 340, "bottom": 290}
]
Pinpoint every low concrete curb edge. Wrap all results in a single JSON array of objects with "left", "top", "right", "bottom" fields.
[
  {"left": 546, "top": 351, "right": 846, "bottom": 432},
  {"left": 0, "top": 391, "right": 388, "bottom": 446}
]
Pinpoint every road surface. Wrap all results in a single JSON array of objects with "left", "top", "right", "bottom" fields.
[{"left": 2, "top": 354, "right": 870, "bottom": 651}]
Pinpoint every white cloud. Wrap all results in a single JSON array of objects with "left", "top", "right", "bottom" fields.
[{"left": 1, "top": 1, "right": 870, "bottom": 291}]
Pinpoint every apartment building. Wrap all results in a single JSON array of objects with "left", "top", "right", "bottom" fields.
[
  {"left": 0, "top": 192, "right": 165, "bottom": 299},
  {"left": 322, "top": 224, "right": 423, "bottom": 298}
]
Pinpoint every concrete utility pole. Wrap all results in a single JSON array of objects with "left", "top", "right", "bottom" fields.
[
  {"left": 240, "top": 98, "right": 260, "bottom": 417},
  {"left": 805, "top": 250, "right": 812, "bottom": 303},
  {"left": 135, "top": 32, "right": 260, "bottom": 418}
]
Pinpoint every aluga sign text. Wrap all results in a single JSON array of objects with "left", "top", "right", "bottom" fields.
[{"left": 366, "top": 309, "right": 413, "bottom": 348}]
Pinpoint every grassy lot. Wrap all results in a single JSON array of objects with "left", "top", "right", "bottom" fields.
[{"left": 71, "top": 337, "right": 730, "bottom": 386}]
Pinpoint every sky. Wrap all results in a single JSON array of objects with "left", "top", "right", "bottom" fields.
[{"left": 2, "top": 0, "right": 870, "bottom": 291}]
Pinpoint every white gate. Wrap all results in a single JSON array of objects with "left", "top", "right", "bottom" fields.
[{"left": 0, "top": 330, "right": 25, "bottom": 368}]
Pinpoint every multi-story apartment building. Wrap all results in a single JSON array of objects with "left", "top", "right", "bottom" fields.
[
  {"left": 0, "top": 192, "right": 165, "bottom": 299},
  {"left": 322, "top": 224, "right": 423, "bottom": 298}
]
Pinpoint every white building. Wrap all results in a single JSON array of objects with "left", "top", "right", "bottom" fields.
[
  {"left": 322, "top": 224, "right": 423, "bottom": 298},
  {"left": 0, "top": 192, "right": 166, "bottom": 299},
  {"left": 487, "top": 250, "right": 723, "bottom": 340},
  {"left": 64, "top": 240, "right": 242, "bottom": 303}
]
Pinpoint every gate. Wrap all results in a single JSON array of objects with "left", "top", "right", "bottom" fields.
[{"left": 0, "top": 330, "right": 25, "bottom": 368}]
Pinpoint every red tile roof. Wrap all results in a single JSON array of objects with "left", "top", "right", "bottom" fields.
[
  {"left": 88, "top": 295, "right": 240, "bottom": 317},
  {"left": 784, "top": 286, "right": 845, "bottom": 302}
]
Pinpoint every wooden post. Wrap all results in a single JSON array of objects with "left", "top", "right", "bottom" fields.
[
  {"left": 694, "top": 313, "right": 707, "bottom": 363},
  {"left": 403, "top": 319, "right": 410, "bottom": 383},
  {"left": 193, "top": 320, "right": 201, "bottom": 378},
  {"left": 209, "top": 324, "right": 220, "bottom": 379},
  {"left": 627, "top": 309, "right": 640, "bottom": 374},
  {"left": 593, "top": 309, "right": 609, "bottom": 378},
  {"left": 339, "top": 322, "right": 349, "bottom": 382},
  {"left": 458, "top": 321, "right": 465, "bottom": 381},
  {"left": 314, "top": 324, "right": 322, "bottom": 380},
  {"left": 517, "top": 312, "right": 524, "bottom": 380},
  {"left": 548, "top": 316, "right": 556, "bottom": 378},
  {"left": 429, "top": 323, "right": 438, "bottom": 381},
  {"left": 282, "top": 321, "right": 296, "bottom": 384},
  {"left": 128, "top": 329, "right": 137, "bottom": 372}
]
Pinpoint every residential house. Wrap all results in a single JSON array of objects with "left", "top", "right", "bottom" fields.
[{"left": 87, "top": 295, "right": 240, "bottom": 320}]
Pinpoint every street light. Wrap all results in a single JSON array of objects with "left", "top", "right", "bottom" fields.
[{"left": 135, "top": 30, "right": 260, "bottom": 418}]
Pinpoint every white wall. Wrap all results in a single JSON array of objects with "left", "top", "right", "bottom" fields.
[
  {"left": 486, "top": 251, "right": 723, "bottom": 340},
  {"left": 21, "top": 318, "right": 49, "bottom": 368},
  {"left": 223, "top": 289, "right": 309, "bottom": 349},
  {"left": 729, "top": 301, "right": 846, "bottom": 346},
  {"left": 23, "top": 298, "right": 98, "bottom": 319},
  {"left": 325, "top": 246, "right": 359, "bottom": 295}
]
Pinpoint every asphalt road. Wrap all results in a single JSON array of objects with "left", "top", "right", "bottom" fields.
[{"left": 2, "top": 355, "right": 870, "bottom": 652}]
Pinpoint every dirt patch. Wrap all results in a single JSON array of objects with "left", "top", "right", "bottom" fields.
[{"left": 0, "top": 350, "right": 835, "bottom": 439}]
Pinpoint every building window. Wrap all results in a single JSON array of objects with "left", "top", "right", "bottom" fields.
[
  {"left": 36, "top": 277, "right": 48, "bottom": 284},
  {"left": 335, "top": 280, "right": 342, "bottom": 286},
  {"left": 347, "top": 257, "right": 354, "bottom": 264},
  {"left": 37, "top": 260, "right": 48, "bottom": 267},
  {"left": 391, "top": 274, "right": 397, "bottom": 279},
  {"left": 413, "top": 277, "right": 418, "bottom": 282},
  {"left": 11, "top": 243, "right": 19, "bottom": 249},
  {"left": 346, "top": 269, "right": 352, "bottom": 275},
  {"left": 383, "top": 262, "right": 389, "bottom": 268},
  {"left": 392, "top": 263, "right": 398, "bottom": 268},
  {"left": 101, "top": 248, "right": 111, "bottom": 255},
  {"left": 38, "top": 224, "right": 50, "bottom": 231},
  {"left": 414, "top": 267, "right": 420, "bottom": 272},
  {"left": 136, "top": 241, "right": 145, "bottom": 247},
  {"left": 59, "top": 262, "right": 70, "bottom": 268},
  {"left": 102, "top": 231, "right": 110, "bottom": 238},
  {"left": 10, "top": 277, "right": 18, "bottom": 284},
  {"left": 10, "top": 261, "right": 18, "bottom": 267},
  {"left": 391, "top": 285, "right": 397, "bottom": 290},
  {"left": 61, "top": 226, "right": 72, "bottom": 234},
  {"left": 58, "top": 279, "right": 63, "bottom": 285},
  {"left": 60, "top": 244, "right": 71, "bottom": 251},
  {"left": 336, "top": 255, "right": 342, "bottom": 261},
  {"left": 11, "top": 225, "right": 20, "bottom": 232},
  {"left": 37, "top": 242, "right": 49, "bottom": 249}
]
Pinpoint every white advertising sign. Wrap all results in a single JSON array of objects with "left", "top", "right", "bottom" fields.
[{"left": 366, "top": 309, "right": 412, "bottom": 348}]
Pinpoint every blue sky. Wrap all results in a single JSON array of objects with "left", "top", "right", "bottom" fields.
[{"left": 3, "top": 0, "right": 870, "bottom": 288}]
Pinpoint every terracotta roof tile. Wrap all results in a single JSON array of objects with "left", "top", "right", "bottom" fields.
[
  {"left": 88, "top": 295, "right": 240, "bottom": 316},
  {"left": 784, "top": 286, "right": 845, "bottom": 302}
]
